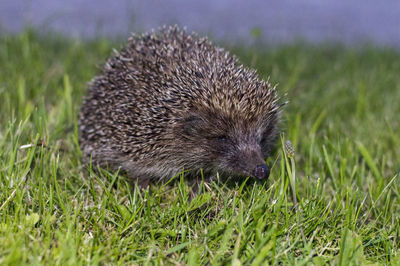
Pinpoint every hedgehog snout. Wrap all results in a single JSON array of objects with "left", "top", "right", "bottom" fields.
[
  {"left": 224, "top": 143, "right": 270, "bottom": 180},
  {"left": 253, "top": 164, "right": 270, "bottom": 180}
]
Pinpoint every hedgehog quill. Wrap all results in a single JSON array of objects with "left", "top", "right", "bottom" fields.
[{"left": 79, "top": 26, "right": 281, "bottom": 188}]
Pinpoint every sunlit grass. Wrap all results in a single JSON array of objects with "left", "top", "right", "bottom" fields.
[{"left": 0, "top": 30, "right": 399, "bottom": 264}]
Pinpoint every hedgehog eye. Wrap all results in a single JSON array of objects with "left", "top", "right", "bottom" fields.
[{"left": 215, "top": 135, "right": 228, "bottom": 142}]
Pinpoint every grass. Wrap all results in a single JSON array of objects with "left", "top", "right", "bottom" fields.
[{"left": 0, "top": 29, "right": 400, "bottom": 265}]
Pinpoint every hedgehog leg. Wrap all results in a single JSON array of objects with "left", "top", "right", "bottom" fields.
[
  {"left": 188, "top": 175, "right": 207, "bottom": 199},
  {"left": 126, "top": 173, "right": 151, "bottom": 189},
  {"left": 136, "top": 177, "right": 150, "bottom": 189},
  {"left": 190, "top": 178, "right": 201, "bottom": 197}
]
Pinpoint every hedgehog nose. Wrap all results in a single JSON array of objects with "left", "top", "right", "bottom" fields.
[{"left": 253, "top": 164, "right": 270, "bottom": 180}]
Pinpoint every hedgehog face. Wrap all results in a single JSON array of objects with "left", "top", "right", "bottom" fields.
[{"left": 176, "top": 110, "right": 277, "bottom": 180}]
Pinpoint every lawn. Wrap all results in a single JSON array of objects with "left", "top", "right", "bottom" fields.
[{"left": 0, "top": 30, "right": 399, "bottom": 265}]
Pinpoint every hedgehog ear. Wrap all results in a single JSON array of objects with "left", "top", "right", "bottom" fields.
[{"left": 182, "top": 114, "right": 205, "bottom": 136}]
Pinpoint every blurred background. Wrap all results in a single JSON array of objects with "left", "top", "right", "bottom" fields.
[{"left": 1, "top": 0, "right": 399, "bottom": 47}]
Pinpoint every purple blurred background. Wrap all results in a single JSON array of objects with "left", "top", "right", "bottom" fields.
[{"left": 1, "top": 0, "right": 399, "bottom": 46}]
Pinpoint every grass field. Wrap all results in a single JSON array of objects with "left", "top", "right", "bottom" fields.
[{"left": 0, "top": 30, "right": 399, "bottom": 265}]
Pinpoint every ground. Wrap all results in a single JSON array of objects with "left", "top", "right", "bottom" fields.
[{"left": 0, "top": 30, "right": 399, "bottom": 265}]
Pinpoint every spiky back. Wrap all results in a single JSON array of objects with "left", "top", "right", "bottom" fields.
[{"left": 79, "top": 26, "right": 279, "bottom": 165}]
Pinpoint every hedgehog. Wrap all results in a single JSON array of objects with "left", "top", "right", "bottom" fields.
[{"left": 78, "top": 26, "right": 281, "bottom": 188}]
